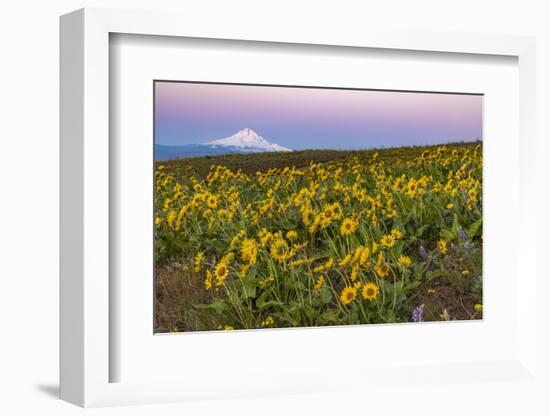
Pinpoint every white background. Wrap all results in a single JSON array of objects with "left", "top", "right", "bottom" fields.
[
  {"left": 1, "top": 1, "right": 549, "bottom": 415},
  {"left": 112, "top": 34, "right": 519, "bottom": 383}
]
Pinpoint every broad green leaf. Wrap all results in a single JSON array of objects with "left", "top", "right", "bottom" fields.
[{"left": 467, "top": 218, "right": 482, "bottom": 239}]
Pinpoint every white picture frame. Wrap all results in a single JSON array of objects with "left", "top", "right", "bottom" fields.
[{"left": 60, "top": 7, "right": 538, "bottom": 408}]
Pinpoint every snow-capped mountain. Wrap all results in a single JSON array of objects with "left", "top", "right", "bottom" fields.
[
  {"left": 155, "top": 128, "right": 292, "bottom": 161},
  {"left": 207, "top": 128, "right": 292, "bottom": 152}
]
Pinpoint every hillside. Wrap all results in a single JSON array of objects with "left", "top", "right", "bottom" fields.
[{"left": 156, "top": 141, "right": 480, "bottom": 179}]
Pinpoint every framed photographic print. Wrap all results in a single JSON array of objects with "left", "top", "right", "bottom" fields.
[
  {"left": 60, "top": 8, "right": 539, "bottom": 409},
  {"left": 153, "top": 80, "right": 484, "bottom": 333}
]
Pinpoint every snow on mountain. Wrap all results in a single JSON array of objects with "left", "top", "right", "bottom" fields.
[{"left": 207, "top": 128, "right": 292, "bottom": 152}]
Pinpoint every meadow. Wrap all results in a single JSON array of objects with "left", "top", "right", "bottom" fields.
[{"left": 154, "top": 142, "right": 483, "bottom": 332}]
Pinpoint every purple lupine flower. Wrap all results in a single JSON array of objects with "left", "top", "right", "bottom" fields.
[
  {"left": 419, "top": 245, "right": 428, "bottom": 260},
  {"left": 412, "top": 304, "right": 425, "bottom": 322},
  {"left": 459, "top": 227, "right": 468, "bottom": 242}
]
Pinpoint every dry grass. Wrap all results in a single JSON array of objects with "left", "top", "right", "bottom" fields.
[{"left": 154, "top": 258, "right": 212, "bottom": 332}]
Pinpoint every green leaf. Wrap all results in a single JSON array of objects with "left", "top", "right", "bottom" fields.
[
  {"left": 467, "top": 218, "right": 482, "bottom": 239},
  {"left": 451, "top": 214, "right": 460, "bottom": 237},
  {"left": 405, "top": 281, "right": 422, "bottom": 291},
  {"left": 193, "top": 299, "right": 227, "bottom": 315},
  {"left": 242, "top": 284, "right": 257, "bottom": 299},
  {"left": 257, "top": 300, "right": 284, "bottom": 311},
  {"left": 255, "top": 290, "right": 269, "bottom": 308},
  {"left": 426, "top": 271, "right": 446, "bottom": 282},
  {"left": 319, "top": 309, "right": 339, "bottom": 323},
  {"left": 303, "top": 306, "right": 315, "bottom": 320},
  {"left": 319, "top": 286, "right": 332, "bottom": 304},
  {"left": 415, "top": 224, "right": 429, "bottom": 238},
  {"left": 440, "top": 229, "right": 455, "bottom": 241}
]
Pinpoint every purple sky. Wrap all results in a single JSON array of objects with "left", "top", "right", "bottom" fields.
[{"left": 154, "top": 81, "right": 483, "bottom": 150}]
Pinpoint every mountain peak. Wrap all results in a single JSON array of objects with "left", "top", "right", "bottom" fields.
[
  {"left": 207, "top": 129, "right": 292, "bottom": 152},
  {"left": 237, "top": 127, "right": 255, "bottom": 136}
]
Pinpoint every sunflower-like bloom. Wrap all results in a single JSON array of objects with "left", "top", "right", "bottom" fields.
[
  {"left": 330, "top": 202, "right": 343, "bottom": 220},
  {"left": 361, "top": 282, "right": 379, "bottom": 301},
  {"left": 194, "top": 252, "right": 205, "bottom": 273},
  {"left": 220, "top": 252, "right": 235, "bottom": 266},
  {"left": 167, "top": 210, "right": 177, "bottom": 229},
  {"left": 286, "top": 230, "right": 298, "bottom": 241},
  {"left": 258, "top": 228, "right": 273, "bottom": 247},
  {"left": 301, "top": 207, "right": 315, "bottom": 226},
  {"left": 314, "top": 275, "right": 324, "bottom": 291},
  {"left": 340, "top": 217, "right": 358, "bottom": 236},
  {"left": 380, "top": 234, "right": 396, "bottom": 248},
  {"left": 229, "top": 230, "right": 246, "bottom": 249},
  {"left": 374, "top": 255, "right": 390, "bottom": 278},
  {"left": 318, "top": 213, "right": 331, "bottom": 229},
  {"left": 397, "top": 255, "right": 412, "bottom": 268},
  {"left": 371, "top": 241, "right": 378, "bottom": 254},
  {"left": 241, "top": 238, "right": 258, "bottom": 265},
  {"left": 390, "top": 228, "right": 402, "bottom": 240},
  {"left": 207, "top": 194, "right": 219, "bottom": 209},
  {"left": 339, "top": 253, "right": 352, "bottom": 268},
  {"left": 289, "top": 258, "right": 314, "bottom": 269},
  {"left": 340, "top": 286, "right": 357, "bottom": 305},
  {"left": 204, "top": 270, "right": 213, "bottom": 290},
  {"left": 359, "top": 247, "right": 370, "bottom": 266},
  {"left": 270, "top": 238, "right": 291, "bottom": 262},
  {"left": 351, "top": 246, "right": 365, "bottom": 263},
  {"left": 313, "top": 257, "right": 334, "bottom": 273},
  {"left": 214, "top": 262, "right": 229, "bottom": 286}
]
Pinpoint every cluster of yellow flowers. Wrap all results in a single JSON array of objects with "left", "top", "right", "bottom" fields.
[{"left": 155, "top": 143, "right": 482, "bottom": 330}]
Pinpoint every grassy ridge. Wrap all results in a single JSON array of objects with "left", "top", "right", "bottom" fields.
[{"left": 157, "top": 141, "right": 480, "bottom": 179}]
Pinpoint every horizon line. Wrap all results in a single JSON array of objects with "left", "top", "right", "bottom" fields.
[{"left": 156, "top": 137, "right": 482, "bottom": 151}]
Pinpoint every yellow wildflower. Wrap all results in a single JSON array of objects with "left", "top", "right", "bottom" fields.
[
  {"left": 380, "top": 234, "right": 395, "bottom": 248},
  {"left": 397, "top": 255, "right": 412, "bottom": 268},
  {"left": 391, "top": 228, "right": 402, "bottom": 240},
  {"left": 339, "top": 253, "right": 352, "bottom": 268},
  {"left": 194, "top": 252, "right": 205, "bottom": 273},
  {"left": 207, "top": 194, "right": 219, "bottom": 208},
  {"left": 258, "top": 228, "right": 273, "bottom": 246},
  {"left": 438, "top": 239, "right": 448, "bottom": 255},
  {"left": 340, "top": 217, "right": 358, "bottom": 236},
  {"left": 314, "top": 275, "right": 325, "bottom": 291},
  {"left": 241, "top": 238, "right": 258, "bottom": 265},
  {"left": 204, "top": 270, "right": 213, "bottom": 290},
  {"left": 340, "top": 286, "right": 357, "bottom": 305},
  {"left": 261, "top": 316, "right": 275, "bottom": 327},
  {"left": 286, "top": 230, "right": 298, "bottom": 241},
  {"left": 374, "top": 257, "right": 390, "bottom": 278},
  {"left": 270, "top": 238, "right": 291, "bottom": 262},
  {"left": 361, "top": 282, "right": 379, "bottom": 301}
]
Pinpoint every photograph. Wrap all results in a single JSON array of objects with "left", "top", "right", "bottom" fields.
[{"left": 153, "top": 81, "right": 483, "bottom": 333}]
